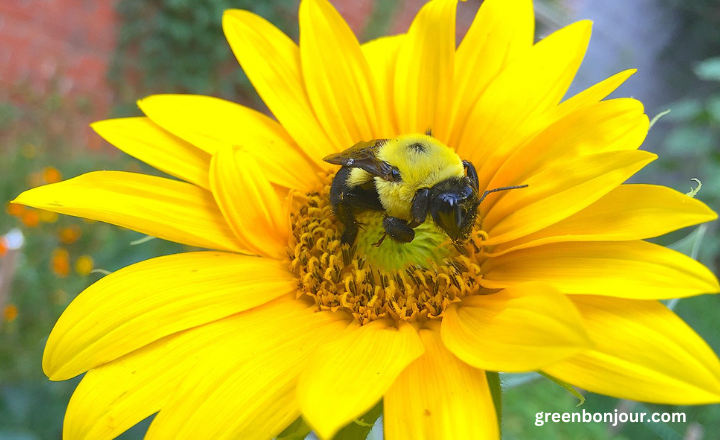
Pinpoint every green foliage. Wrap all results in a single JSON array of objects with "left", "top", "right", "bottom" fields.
[
  {"left": 694, "top": 57, "right": 720, "bottom": 82},
  {"left": 659, "top": 0, "right": 720, "bottom": 48},
  {"left": 109, "top": 0, "right": 298, "bottom": 109},
  {"left": 658, "top": 57, "right": 720, "bottom": 269},
  {"left": 277, "top": 416, "right": 313, "bottom": 440}
]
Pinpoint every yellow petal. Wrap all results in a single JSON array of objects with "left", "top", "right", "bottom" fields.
[
  {"left": 483, "top": 150, "right": 657, "bottom": 244},
  {"left": 210, "top": 145, "right": 288, "bottom": 259},
  {"left": 481, "top": 241, "right": 720, "bottom": 299},
  {"left": 385, "top": 322, "right": 499, "bottom": 440},
  {"left": 553, "top": 69, "right": 637, "bottom": 118},
  {"left": 449, "top": 0, "right": 533, "bottom": 144},
  {"left": 394, "top": 0, "right": 457, "bottom": 137},
  {"left": 493, "top": 184, "right": 719, "bottom": 255},
  {"left": 146, "top": 303, "right": 354, "bottom": 440},
  {"left": 137, "top": 95, "right": 321, "bottom": 192},
  {"left": 487, "top": 98, "right": 648, "bottom": 195},
  {"left": 441, "top": 283, "right": 590, "bottom": 372},
  {"left": 91, "top": 117, "right": 211, "bottom": 189},
  {"left": 361, "top": 35, "right": 404, "bottom": 136},
  {"left": 543, "top": 296, "right": 720, "bottom": 404},
  {"left": 299, "top": 0, "right": 385, "bottom": 145},
  {"left": 298, "top": 319, "right": 424, "bottom": 439},
  {"left": 13, "top": 171, "right": 243, "bottom": 252},
  {"left": 43, "top": 252, "right": 297, "bottom": 380},
  {"left": 223, "top": 10, "right": 334, "bottom": 164},
  {"left": 457, "top": 21, "right": 592, "bottom": 191},
  {"left": 65, "top": 295, "right": 313, "bottom": 440}
]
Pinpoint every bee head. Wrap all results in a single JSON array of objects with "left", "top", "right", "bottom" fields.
[{"left": 429, "top": 177, "right": 480, "bottom": 242}]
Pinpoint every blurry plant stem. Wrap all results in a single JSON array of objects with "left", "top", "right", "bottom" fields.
[{"left": 0, "top": 247, "right": 20, "bottom": 317}]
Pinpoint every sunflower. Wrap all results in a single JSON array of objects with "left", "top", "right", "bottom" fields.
[{"left": 13, "top": 0, "right": 720, "bottom": 438}]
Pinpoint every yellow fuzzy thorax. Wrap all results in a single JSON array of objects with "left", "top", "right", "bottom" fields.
[{"left": 348, "top": 134, "right": 464, "bottom": 219}]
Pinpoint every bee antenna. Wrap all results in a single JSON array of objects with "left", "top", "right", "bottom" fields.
[
  {"left": 424, "top": 128, "right": 433, "bottom": 137},
  {"left": 479, "top": 184, "right": 529, "bottom": 204}
]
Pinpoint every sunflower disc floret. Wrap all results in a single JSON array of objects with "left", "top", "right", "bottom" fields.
[{"left": 290, "top": 173, "right": 491, "bottom": 325}]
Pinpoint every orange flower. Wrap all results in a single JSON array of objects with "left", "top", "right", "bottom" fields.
[
  {"left": 43, "top": 166, "right": 63, "bottom": 184},
  {"left": 6, "top": 202, "right": 25, "bottom": 217},
  {"left": 51, "top": 248, "right": 71, "bottom": 278},
  {"left": 58, "top": 225, "right": 83, "bottom": 244},
  {"left": 3, "top": 304, "right": 18, "bottom": 323},
  {"left": 21, "top": 209, "right": 41, "bottom": 228}
]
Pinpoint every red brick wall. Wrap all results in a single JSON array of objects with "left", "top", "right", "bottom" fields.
[{"left": 0, "top": 0, "right": 118, "bottom": 148}]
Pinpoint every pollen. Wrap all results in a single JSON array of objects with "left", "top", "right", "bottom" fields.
[{"left": 289, "top": 173, "right": 488, "bottom": 325}]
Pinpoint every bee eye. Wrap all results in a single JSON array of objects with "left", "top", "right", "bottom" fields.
[{"left": 390, "top": 167, "right": 402, "bottom": 182}]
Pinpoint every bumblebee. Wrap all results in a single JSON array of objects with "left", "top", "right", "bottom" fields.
[{"left": 324, "top": 134, "right": 527, "bottom": 245}]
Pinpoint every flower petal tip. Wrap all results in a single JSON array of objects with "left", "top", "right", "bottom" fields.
[
  {"left": 557, "top": 19, "right": 593, "bottom": 44},
  {"left": 221, "top": 8, "right": 256, "bottom": 30}
]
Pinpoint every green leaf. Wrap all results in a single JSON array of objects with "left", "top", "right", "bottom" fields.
[
  {"left": 662, "top": 99, "right": 702, "bottom": 121},
  {"left": 486, "top": 371, "right": 503, "bottom": 436},
  {"left": 539, "top": 372, "right": 585, "bottom": 407},
  {"left": 332, "top": 400, "right": 383, "bottom": 440},
  {"left": 695, "top": 57, "right": 720, "bottom": 81},
  {"left": 665, "top": 126, "right": 715, "bottom": 155},
  {"left": 707, "top": 96, "right": 720, "bottom": 122}
]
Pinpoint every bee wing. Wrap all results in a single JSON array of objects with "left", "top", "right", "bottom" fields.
[{"left": 323, "top": 139, "right": 394, "bottom": 180}]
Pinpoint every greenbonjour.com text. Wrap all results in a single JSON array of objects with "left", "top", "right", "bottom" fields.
[{"left": 535, "top": 409, "right": 686, "bottom": 427}]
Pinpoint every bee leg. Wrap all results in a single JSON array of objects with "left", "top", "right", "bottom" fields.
[
  {"left": 410, "top": 188, "right": 430, "bottom": 225},
  {"left": 373, "top": 233, "right": 387, "bottom": 247},
  {"left": 383, "top": 216, "right": 415, "bottom": 243},
  {"left": 341, "top": 222, "right": 359, "bottom": 245},
  {"left": 329, "top": 166, "right": 385, "bottom": 245},
  {"left": 332, "top": 197, "right": 360, "bottom": 245},
  {"left": 463, "top": 160, "right": 479, "bottom": 192}
]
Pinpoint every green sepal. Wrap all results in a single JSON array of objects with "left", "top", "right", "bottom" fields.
[
  {"left": 665, "top": 223, "right": 708, "bottom": 310},
  {"left": 685, "top": 178, "right": 702, "bottom": 198},
  {"left": 332, "top": 399, "right": 383, "bottom": 440},
  {"left": 276, "top": 416, "right": 312, "bottom": 440},
  {"left": 539, "top": 371, "right": 585, "bottom": 407},
  {"left": 668, "top": 223, "right": 706, "bottom": 259},
  {"left": 486, "top": 371, "right": 503, "bottom": 436},
  {"left": 648, "top": 109, "right": 671, "bottom": 130}
]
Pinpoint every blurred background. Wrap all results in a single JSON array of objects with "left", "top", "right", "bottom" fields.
[{"left": 0, "top": 0, "right": 718, "bottom": 438}]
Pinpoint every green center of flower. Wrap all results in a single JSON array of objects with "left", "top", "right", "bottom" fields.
[{"left": 289, "top": 173, "right": 488, "bottom": 325}]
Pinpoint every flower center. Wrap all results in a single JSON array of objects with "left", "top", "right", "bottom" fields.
[{"left": 289, "top": 173, "right": 489, "bottom": 325}]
